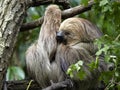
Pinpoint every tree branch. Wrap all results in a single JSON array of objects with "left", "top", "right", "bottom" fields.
[
  {"left": 62, "top": 1, "right": 94, "bottom": 19},
  {"left": 20, "top": 1, "right": 94, "bottom": 31},
  {"left": 6, "top": 79, "right": 73, "bottom": 90},
  {"left": 27, "top": 0, "right": 70, "bottom": 9},
  {"left": 6, "top": 80, "right": 40, "bottom": 90},
  {"left": 21, "top": 17, "right": 44, "bottom": 31}
]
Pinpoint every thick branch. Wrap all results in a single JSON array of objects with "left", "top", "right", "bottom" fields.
[
  {"left": 21, "top": 17, "right": 44, "bottom": 31},
  {"left": 27, "top": 0, "right": 70, "bottom": 9},
  {"left": 6, "top": 79, "right": 72, "bottom": 90},
  {"left": 21, "top": 1, "right": 94, "bottom": 31},
  {"left": 62, "top": 1, "right": 94, "bottom": 19},
  {"left": 6, "top": 80, "right": 40, "bottom": 90}
]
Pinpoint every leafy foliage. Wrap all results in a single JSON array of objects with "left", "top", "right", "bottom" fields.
[
  {"left": 93, "top": 0, "right": 120, "bottom": 89},
  {"left": 68, "top": 0, "right": 120, "bottom": 89},
  {"left": 67, "top": 60, "right": 86, "bottom": 80}
]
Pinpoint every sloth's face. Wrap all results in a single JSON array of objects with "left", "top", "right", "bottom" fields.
[
  {"left": 56, "top": 17, "right": 102, "bottom": 45},
  {"left": 56, "top": 29, "right": 79, "bottom": 45},
  {"left": 56, "top": 18, "right": 84, "bottom": 45}
]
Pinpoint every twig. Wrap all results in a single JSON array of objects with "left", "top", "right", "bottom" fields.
[{"left": 26, "top": 80, "right": 33, "bottom": 90}]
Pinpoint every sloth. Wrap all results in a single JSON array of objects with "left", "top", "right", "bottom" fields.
[
  {"left": 56, "top": 17, "right": 107, "bottom": 90},
  {"left": 26, "top": 5, "right": 107, "bottom": 90},
  {"left": 26, "top": 5, "right": 61, "bottom": 88}
]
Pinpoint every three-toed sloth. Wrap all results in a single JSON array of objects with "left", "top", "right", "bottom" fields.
[{"left": 26, "top": 5, "right": 107, "bottom": 90}]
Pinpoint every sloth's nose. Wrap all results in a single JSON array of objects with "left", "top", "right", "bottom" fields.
[{"left": 56, "top": 31, "right": 64, "bottom": 43}]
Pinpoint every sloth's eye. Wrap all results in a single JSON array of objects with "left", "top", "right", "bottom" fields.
[{"left": 65, "top": 32, "right": 70, "bottom": 35}]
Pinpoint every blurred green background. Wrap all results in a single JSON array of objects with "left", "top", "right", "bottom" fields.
[{"left": 6, "top": 0, "right": 120, "bottom": 89}]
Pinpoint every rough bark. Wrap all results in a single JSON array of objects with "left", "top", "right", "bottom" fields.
[{"left": 0, "top": 0, "right": 27, "bottom": 89}]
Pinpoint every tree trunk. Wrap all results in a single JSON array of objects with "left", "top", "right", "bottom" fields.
[{"left": 0, "top": 0, "right": 26, "bottom": 89}]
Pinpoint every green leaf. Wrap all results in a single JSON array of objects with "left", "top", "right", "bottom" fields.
[
  {"left": 77, "top": 60, "right": 84, "bottom": 66},
  {"left": 102, "top": 6, "right": 109, "bottom": 12},
  {"left": 67, "top": 68, "right": 72, "bottom": 75},
  {"left": 67, "top": 60, "right": 84, "bottom": 79},
  {"left": 77, "top": 70, "right": 86, "bottom": 80},
  {"left": 6, "top": 66, "right": 25, "bottom": 81},
  {"left": 75, "top": 64, "right": 81, "bottom": 71},
  {"left": 81, "top": 0, "right": 89, "bottom": 5},
  {"left": 115, "top": 72, "right": 119, "bottom": 77},
  {"left": 96, "top": 45, "right": 110, "bottom": 56},
  {"left": 99, "top": 0, "right": 108, "bottom": 6},
  {"left": 88, "top": 58, "right": 99, "bottom": 71},
  {"left": 99, "top": 71, "right": 114, "bottom": 84},
  {"left": 75, "top": 60, "right": 83, "bottom": 71},
  {"left": 117, "top": 85, "right": 120, "bottom": 90}
]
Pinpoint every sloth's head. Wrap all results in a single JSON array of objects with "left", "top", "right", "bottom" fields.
[{"left": 57, "top": 18, "right": 102, "bottom": 45}]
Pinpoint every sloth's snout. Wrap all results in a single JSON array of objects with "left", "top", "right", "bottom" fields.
[{"left": 56, "top": 31, "right": 64, "bottom": 43}]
